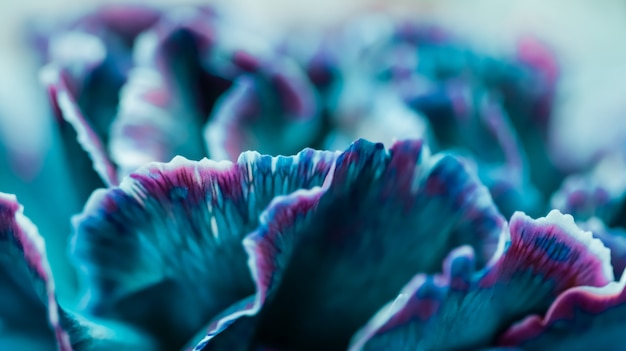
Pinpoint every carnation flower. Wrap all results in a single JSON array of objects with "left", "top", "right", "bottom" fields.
[
  {"left": 3, "top": 139, "right": 626, "bottom": 350},
  {"left": 1, "top": 4, "right": 625, "bottom": 351}
]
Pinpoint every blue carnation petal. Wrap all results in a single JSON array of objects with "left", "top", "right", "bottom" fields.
[
  {"left": 190, "top": 186, "right": 324, "bottom": 351},
  {"left": 39, "top": 6, "right": 160, "bottom": 192},
  {"left": 109, "top": 7, "right": 225, "bottom": 177},
  {"left": 190, "top": 296, "right": 260, "bottom": 351},
  {"left": 0, "top": 193, "right": 67, "bottom": 350},
  {"left": 197, "top": 139, "right": 504, "bottom": 350},
  {"left": 71, "top": 148, "right": 338, "bottom": 349},
  {"left": 499, "top": 269, "right": 626, "bottom": 350},
  {"left": 350, "top": 210, "right": 614, "bottom": 350},
  {"left": 552, "top": 152, "right": 626, "bottom": 225},
  {"left": 0, "top": 193, "right": 161, "bottom": 351},
  {"left": 42, "top": 65, "right": 119, "bottom": 191},
  {"left": 580, "top": 218, "right": 626, "bottom": 277},
  {"left": 204, "top": 58, "right": 321, "bottom": 161}
]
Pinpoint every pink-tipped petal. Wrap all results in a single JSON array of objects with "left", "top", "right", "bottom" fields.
[
  {"left": 195, "top": 139, "right": 503, "bottom": 350},
  {"left": 72, "top": 148, "right": 338, "bottom": 349},
  {"left": 498, "top": 271, "right": 626, "bottom": 350},
  {"left": 0, "top": 193, "right": 72, "bottom": 351},
  {"left": 350, "top": 210, "right": 613, "bottom": 350},
  {"left": 0, "top": 193, "right": 163, "bottom": 351}
]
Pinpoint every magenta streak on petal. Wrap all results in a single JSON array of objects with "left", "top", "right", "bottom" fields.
[
  {"left": 204, "top": 78, "right": 261, "bottom": 161},
  {"left": 480, "top": 210, "right": 614, "bottom": 290},
  {"left": 378, "top": 139, "right": 424, "bottom": 209},
  {"left": 350, "top": 210, "right": 613, "bottom": 350},
  {"left": 232, "top": 50, "right": 262, "bottom": 73},
  {"left": 110, "top": 8, "right": 220, "bottom": 175},
  {"left": 74, "top": 148, "right": 338, "bottom": 350},
  {"left": 245, "top": 188, "right": 325, "bottom": 310},
  {"left": 498, "top": 272, "right": 626, "bottom": 347},
  {"left": 515, "top": 35, "right": 558, "bottom": 127},
  {"left": 481, "top": 99, "right": 524, "bottom": 175},
  {"left": 348, "top": 247, "right": 472, "bottom": 351},
  {"left": 269, "top": 66, "right": 317, "bottom": 120},
  {"left": 241, "top": 139, "right": 505, "bottom": 350},
  {"left": 205, "top": 61, "right": 320, "bottom": 161},
  {"left": 143, "top": 6, "right": 218, "bottom": 74},
  {"left": 377, "top": 278, "right": 443, "bottom": 330},
  {"left": 0, "top": 193, "right": 73, "bottom": 351},
  {"left": 41, "top": 65, "right": 119, "bottom": 186},
  {"left": 190, "top": 187, "right": 327, "bottom": 351},
  {"left": 329, "top": 139, "right": 387, "bottom": 188},
  {"left": 516, "top": 36, "right": 559, "bottom": 86},
  {"left": 379, "top": 247, "right": 473, "bottom": 334},
  {"left": 86, "top": 5, "right": 161, "bottom": 39}
]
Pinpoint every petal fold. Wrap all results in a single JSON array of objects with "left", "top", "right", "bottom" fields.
[
  {"left": 109, "top": 7, "right": 224, "bottom": 176},
  {"left": 204, "top": 59, "right": 320, "bottom": 161},
  {"left": 498, "top": 269, "right": 626, "bottom": 350},
  {"left": 0, "top": 193, "right": 70, "bottom": 350},
  {"left": 71, "top": 148, "right": 338, "bottom": 349},
  {"left": 42, "top": 65, "right": 119, "bottom": 189},
  {"left": 40, "top": 5, "right": 160, "bottom": 191},
  {"left": 350, "top": 210, "right": 613, "bottom": 350},
  {"left": 0, "top": 193, "right": 158, "bottom": 351},
  {"left": 199, "top": 139, "right": 505, "bottom": 350}
]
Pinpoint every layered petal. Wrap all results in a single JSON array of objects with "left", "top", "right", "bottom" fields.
[
  {"left": 71, "top": 148, "right": 338, "bottom": 349},
  {"left": 40, "top": 5, "right": 161, "bottom": 194},
  {"left": 0, "top": 193, "right": 158, "bottom": 351},
  {"left": 111, "top": 7, "right": 312, "bottom": 174},
  {"left": 109, "top": 7, "right": 225, "bottom": 176},
  {"left": 349, "top": 210, "right": 613, "bottom": 350},
  {"left": 409, "top": 83, "right": 540, "bottom": 217},
  {"left": 204, "top": 59, "right": 320, "bottom": 161},
  {"left": 498, "top": 267, "right": 626, "bottom": 350},
  {"left": 552, "top": 151, "right": 626, "bottom": 225},
  {"left": 0, "top": 193, "right": 69, "bottom": 350},
  {"left": 579, "top": 218, "right": 626, "bottom": 278},
  {"left": 199, "top": 139, "right": 505, "bottom": 350},
  {"left": 42, "top": 65, "right": 118, "bottom": 190},
  {"left": 323, "top": 15, "right": 548, "bottom": 216}
]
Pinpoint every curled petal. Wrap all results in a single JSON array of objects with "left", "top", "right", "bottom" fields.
[
  {"left": 71, "top": 148, "right": 338, "bottom": 349},
  {"left": 498, "top": 268, "right": 626, "bottom": 349},
  {"left": 0, "top": 194, "right": 158, "bottom": 351},
  {"left": 39, "top": 6, "right": 160, "bottom": 191},
  {"left": 552, "top": 152, "right": 626, "bottom": 224},
  {"left": 42, "top": 65, "right": 118, "bottom": 189},
  {"left": 551, "top": 175, "right": 613, "bottom": 221},
  {"left": 205, "top": 59, "right": 320, "bottom": 161},
  {"left": 350, "top": 210, "right": 613, "bottom": 350},
  {"left": 579, "top": 218, "right": 626, "bottom": 277},
  {"left": 405, "top": 79, "right": 537, "bottom": 217},
  {"left": 200, "top": 139, "right": 504, "bottom": 350},
  {"left": 191, "top": 187, "right": 324, "bottom": 351},
  {"left": 0, "top": 193, "right": 71, "bottom": 350},
  {"left": 110, "top": 7, "right": 224, "bottom": 176}
]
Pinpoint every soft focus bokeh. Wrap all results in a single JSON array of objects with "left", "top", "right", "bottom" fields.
[
  {"left": 1, "top": 0, "right": 626, "bottom": 303},
  {"left": 3, "top": 0, "right": 626, "bottom": 165}
]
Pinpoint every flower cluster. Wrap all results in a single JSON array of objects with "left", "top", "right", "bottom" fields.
[{"left": 1, "top": 4, "right": 625, "bottom": 351}]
